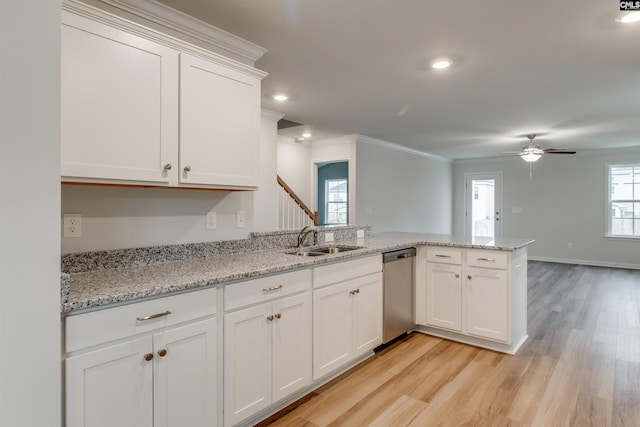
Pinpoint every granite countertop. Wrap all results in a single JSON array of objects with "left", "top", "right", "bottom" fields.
[{"left": 62, "top": 232, "right": 534, "bottom": 314}]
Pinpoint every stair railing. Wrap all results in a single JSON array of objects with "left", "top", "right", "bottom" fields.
[{"left": 277, "top": 175, "right": 319, "bottom": 229}]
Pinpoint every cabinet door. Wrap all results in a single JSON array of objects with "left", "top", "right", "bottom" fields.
[
  {"left": 351, "top": 273, "right": 383, "bottom": 358},
  {"left": 179, "top": 53, "right": 260, "bottom": 188},
  {"left": 61, "top": 11, "right": 178, "bottom": 184},
  {"left": 313, "top": 282, "right": 352, "bottom": 380},
  {"left": 224, "top": 305, "right": 272, "bottom": 426},
  {"left": 466, "top": 267, "right": 509, "bottom": 342},
  {"left": 66, "top": 337, "right": 153, "bottom": 427},
  {"left": 272, "top": 293, "right": 312, "bottom": 402},
  {"left": 154, "top": 317, "right": 217, "bottom": 427},
  {"left": 426, "top": 262, "right": 462, "bottom": 331}
]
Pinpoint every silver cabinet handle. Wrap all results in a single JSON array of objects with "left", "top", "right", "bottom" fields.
[
  {"left": 183, "top": 165, "right": 192, "bottom": 172},
  {"left": 136, "top": 310, "right": 171, "bottom": 321},
  {"left": 349, "top": 289, "right": 360, "bottom": 295},
  {"left": 275, "top": 313, "right": 282, "bottom": 319},
  {"left": 454, "top": 273, "right": 460, "bottom": 278},
  {"left": 477, "top": 257, "right": 495, "bottom": 262},
  {"left": 163, "top": 164, "right": 172, "bottom": 171},
  {"left": 263, "top": 285, "right": 283, "bottom": 293},
  {"left": 267, "top": 314, "right": 274, "bottom": 321},
  {"left": 435, "top": 254, "right": 451, "bottom": 258}
]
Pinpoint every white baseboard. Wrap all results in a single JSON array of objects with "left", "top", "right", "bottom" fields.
[{"left": 528, "top": 256, "right": 640, "bottom": 270}]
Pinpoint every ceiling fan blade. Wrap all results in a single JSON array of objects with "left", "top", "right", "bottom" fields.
[{"left": 543, "top": 149, "right": 576, "bottom": 154}]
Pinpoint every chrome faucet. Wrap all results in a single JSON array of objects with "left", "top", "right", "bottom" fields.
[{"left": 297, "top": 225, "right": 317, "bottom": 247}]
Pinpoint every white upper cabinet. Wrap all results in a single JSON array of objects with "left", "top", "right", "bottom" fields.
[
  {"left": 60, "top": 7, "right": 265, "bottom": 189},
  {"left": 179, "top": 53, "right": 260, "bottom": 188},
  {"left": 61, "top": 11, "right": 178, "bottom": 185}
]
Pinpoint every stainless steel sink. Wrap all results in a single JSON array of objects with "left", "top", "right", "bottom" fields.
[
  {"left": 315, "top": 245, "right": 363, "bottom": 254},
  {"left": 286, "top": 250, "right": 327, "bottom": 257},
  {"left": 286, "top": 245, "right": 363, "bottom": 257}
]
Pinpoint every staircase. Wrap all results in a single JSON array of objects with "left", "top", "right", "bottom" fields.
[{"left": 277, "top": 175, "right": 319, "bottom": 230}]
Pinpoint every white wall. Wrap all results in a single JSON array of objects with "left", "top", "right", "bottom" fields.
[
  {"left": 61, "top": 186, "right": 254, "bottom": 253},
  {"left": 0, "top": 2, "right": 61, "bottom": 426},
  {"left": 277, "top": 135, "right": 312, "bottom": 205},
  {"left": 453, "top": 148, "right": 640, "bottom": 269},
  {"left": 61, "top": 114, "right": 284, "bottom": 254},
  {"left": 355, "top": 136, "right": 453, "bottom": 233}
]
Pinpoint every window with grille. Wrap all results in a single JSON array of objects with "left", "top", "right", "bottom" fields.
[
  {"left": 325, "top": 179, "right": 348, "bottom": 225},
  {"left": 607, "top": 164, "right": 640, "bottom": 237}
]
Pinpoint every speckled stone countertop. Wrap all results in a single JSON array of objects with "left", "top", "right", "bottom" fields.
[{"left": 62, "top": 232, "right": 534, "bottom": 314}]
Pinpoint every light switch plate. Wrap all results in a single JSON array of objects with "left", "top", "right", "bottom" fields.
[
  {"left": 206, "top": 211, "right": 216, "bottom": 230},
  {"left": 236, "top": 210, "right": 246, "bottom": 228}
]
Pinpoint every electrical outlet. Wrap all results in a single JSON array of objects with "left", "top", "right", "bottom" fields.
[
  {"left": 357, "top": 229, "right": 365, "bottom": 238},
  {"left": 236, "top": 210, "right": 246, "bottom": 228},
  {"left": 325, "top": 232, "right": 334, "bottom": 243},
  {"left": 63, "top": 214, "right": 82, "bottom": 238},
  {"left": 568, "top": 242, "right": 574, "bottom": 249},
  {"left": 206, "top": 211, "right": 217, "bottom": 230}
]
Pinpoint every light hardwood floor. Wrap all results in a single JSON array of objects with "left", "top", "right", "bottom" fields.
[{"left": 259, "top": 261, "right": 640, "bottom": 426}]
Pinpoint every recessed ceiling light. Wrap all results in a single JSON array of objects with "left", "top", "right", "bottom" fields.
[
  {"left": 431, "top": 59, "right": 452, "bottom": 70},
  {"left": 273, "top": 94, "right": 288, "bottom": 101},
  {"left": 302, "top": 133, "right": 312, "bottom": 138},
  {"left": 618, "top": 11, "right": 640, "bottom": 23}
]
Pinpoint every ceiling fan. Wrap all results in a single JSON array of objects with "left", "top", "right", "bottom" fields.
[
  {"left": 503, "top": 134, "right": 577, "bottom": 179},
  {"left": 513, "top": 134, "right": 576, "bottom": 163}
]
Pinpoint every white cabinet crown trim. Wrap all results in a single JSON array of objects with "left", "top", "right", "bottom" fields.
[
  {"left": 64, "top": 0, "right": 267, "bottom": 66},
  {"left": 63, "top": 0, "right": 268, "bottom": 79}
]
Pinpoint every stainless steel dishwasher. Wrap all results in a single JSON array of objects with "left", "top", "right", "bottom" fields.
[{"left": 382, "top": 247, "right": 416, "bottom": 344}]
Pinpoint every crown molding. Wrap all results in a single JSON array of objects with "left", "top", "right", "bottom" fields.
[
  {"left": 354, "top": 134, "right": 451, "bottom": 162},
  {"left": 65, "top": 0, "right": 267, "bottom": 66}
]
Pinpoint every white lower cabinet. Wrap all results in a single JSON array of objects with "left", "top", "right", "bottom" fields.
[
  {"left": 312, "top": 255, "right": 383, "bottom": 380},
  {"left": 65, "top": 288, "right": 218, "bottom": 427},
  {"left": 416, "top": 246, "right": 528, "bottom": 354},
  {"left": 223, "top": 271, "right": 312, "bottom": 427},
  {"left": 465, "top": 266, "right": 509, "bottom": 342},
  {"left": 425, "top": 261, "right": 462, "bottom": 331}
]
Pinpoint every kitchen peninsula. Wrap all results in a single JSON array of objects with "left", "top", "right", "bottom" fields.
[{"left": 61, "top": 228, "right": 533, "bottom": 427}]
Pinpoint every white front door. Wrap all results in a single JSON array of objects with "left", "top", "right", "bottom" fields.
[{"left": 465, "top": 172, "right": 503, "bottom": 242}]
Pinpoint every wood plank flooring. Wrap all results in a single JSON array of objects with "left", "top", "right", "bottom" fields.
[{"left": 259, "top": 261, "right": 640, "bottom": 426}]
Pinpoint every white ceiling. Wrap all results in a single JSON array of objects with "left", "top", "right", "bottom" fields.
[{"left": 157, "top": 0, "right": 640, "bottom": 160}]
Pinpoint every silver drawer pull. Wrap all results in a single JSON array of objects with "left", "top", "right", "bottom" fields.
[
  {"left": 477, "top": 257, "right": 495, "bottom": 262},
  {"left": 263, "top": 285, "right": 283, "bottom": 293},
  {"left": 435, "top": 254, "right": 451, "bottom": 258},
  {"left": 136, "top": 310, "right": 172, "bottom": 321}
]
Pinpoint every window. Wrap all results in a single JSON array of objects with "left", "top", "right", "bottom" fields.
[
  {"left": 608, "top": 164, "right": 640, "bottom": 237},
  {"left": 325, "top": 179, "right": 348, "bottom": 225}
]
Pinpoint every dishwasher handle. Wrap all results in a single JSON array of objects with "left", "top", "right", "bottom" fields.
[{"left": 383, "top": 247, "right": 416, "bottom": 263}]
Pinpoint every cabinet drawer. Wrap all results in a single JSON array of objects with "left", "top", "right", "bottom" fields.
[
  {"left": 426, "top": 247, "right": 462, "bottom": 265},
  {"left": 66, "top": 287, "right": 217, "bottom": 353},
  {"left": 225, "top": 269, "right": 311, "bottom": 311},
  {"left": 466, "top": 250, "right": 508, "bottom": 270},
  {"left": 313, "top": 255, "right": 382, "bottom": 289}
]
